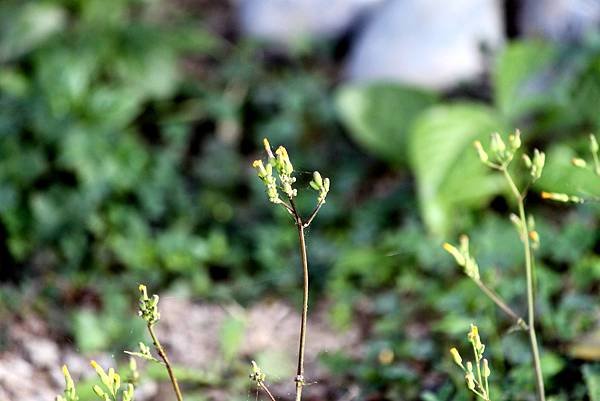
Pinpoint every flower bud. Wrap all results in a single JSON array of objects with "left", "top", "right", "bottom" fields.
[
  {"left": 572, "top": 158, "right": 587, "bottom": 168},
  {"left": 509, "top": 129, "right": 521, "bottom": 150},
  {"left": 474, "top": 141, "right": 489, "bottom": 163},
  {"left": 450, "top": 347, "right": 463, "bottom": 367}
]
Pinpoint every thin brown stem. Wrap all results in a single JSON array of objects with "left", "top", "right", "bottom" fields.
[
  {"left": 258, "top": 382, "right": 277, "bottom": 401},
  {"left": 473, "top": 279, "right": 528, "bottom": 331},
  {"left": 303, "top": 200, "right": 324, "bottom": 228},
  {"left": 294, "top": 222, "right": 309, "bottom": 401},
  {"left": 147, "top": 324, "right": 184, "bottom": 401}
]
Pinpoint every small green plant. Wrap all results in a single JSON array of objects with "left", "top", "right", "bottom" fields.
[
  {"left": 132, "top": 284, "right": 183, "bottom": 401},
  {"left": 252, "top": 138, "right": 330, "bottom": 401},
  {"left": 450, "top": 324, "right": 492, "bottom": 401},
  {"left": 56, "top": 284, "right": 183, "bottom": 401},
  {"left": 55, "top": 361, "right": 136, "bottom": 401},
  {"left": 444, "top": 130, "right": 547, "bottom": 401}
]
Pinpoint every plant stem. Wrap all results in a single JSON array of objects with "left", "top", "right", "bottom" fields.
[
  {"left": 473, "top": 279, "right": 528, "bottom": 331},
  {"left": 294, "top": 221, "right": 309, "bottom": 401},
  {"left": 258, "top": 382, "right": 277, "bottom": 401},
  {"left": 147, "top": 324, "right": 184, "bottom": 401},
  {"left": 502, "top": 169, "right": 546, "bottom": 401}
]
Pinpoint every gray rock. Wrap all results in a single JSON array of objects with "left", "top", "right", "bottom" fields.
[
  {"left": 346, "top": 0, "right": 505, "bottom": 90},
  {"left": 519, "top": 0, "right": 600, "bottom": 42},
  {"left": 237, "top": 0, "right": 384, "bottom": 45},
  {"left": 23, "top": 337, "right": 59, "bottom": 369}
]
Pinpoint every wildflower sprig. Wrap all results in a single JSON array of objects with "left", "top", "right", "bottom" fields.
[
  {"left": 56, "top": 362, "right": 135, "bottom": 401},
  {"left": 447, "top": 130, "right": 546, "bottom": 401},
  {"left": 133, "top": 284, "right": 184, "bottom": 401},
  {"left": 450, "top": 325, "right": 492, "bottom": 401},
  {"left": 249, "top": 361, "right": 276, "bottom": 401},
  {"left": 124, "top": 341, "right": 161, "bottom": 364},
  {"left": 90, "top": 360, "right": 135, "bottom": 401},
  {"left": 55, "top": 365, "right": 79, "bottom": 401},
  {"left": 252, "top": 138, "right": 331, "bottom": 401},
  {"left": 138, "top": 284, "right": 160, "bottom": 325},
  {"left": 444, "top": 236, "right": 528, "bottom": 330},
  {"left": 253, "top": 138, "right": 330, "bottom": 226}
]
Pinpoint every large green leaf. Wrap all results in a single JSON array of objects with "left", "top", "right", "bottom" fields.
[
  {"left": 408, "top": 103, "right": 505, "bottom": 236},
  {"left": 335, "top": 83, "right": 438, "bottom": 165},
  {"left": 493, "top": 40, "right": 559, "bottom": 120},
  {"left": 534, "top": 144, "right": 600, "bottom": 197}
]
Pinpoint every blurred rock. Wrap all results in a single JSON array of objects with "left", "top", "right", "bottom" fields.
[
  {"left": 346, "top": 0, "right": 504, "bottom": 90},
  {"left": 519, "top": 0, "right": 600, "bottom": 42},
  {"left": 237, "top": 0, "right": 383, "bottom": 45},
  {"left": 23, "top": 337, "right": 59, "bottom": 369}
]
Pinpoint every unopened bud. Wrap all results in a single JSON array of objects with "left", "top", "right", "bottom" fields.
[
  {"left": 450, "top": 347, "right": 463, "bottom": 367},
  {"left": 572, "top": 158, "right": 587, "bottom": 168}
]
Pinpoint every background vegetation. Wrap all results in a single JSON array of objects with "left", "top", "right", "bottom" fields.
[{"left": 0, "top": 0, "right": 599, "bottom": 400}]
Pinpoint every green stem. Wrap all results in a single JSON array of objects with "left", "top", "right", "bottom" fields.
[
  {"left": 502, "top": 169, "right": 546, "bottom": 401},
  {"left": 148, "top": 324, "right": 184, "bottom": 401}
]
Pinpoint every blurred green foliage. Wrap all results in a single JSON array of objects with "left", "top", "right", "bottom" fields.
[{"left": 0, "top": 1, "right": 599, "bottom": 400}]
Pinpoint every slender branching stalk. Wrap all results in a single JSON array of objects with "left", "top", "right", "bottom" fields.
[
  {"left": 252, "top": 138, "right": 330, "bottom": 401},
  {"left": 445, "top": 130, "right": 546, "bottom": 401},
  {"left": 137, "top": 284, "right": 184, "bottom": 401}
]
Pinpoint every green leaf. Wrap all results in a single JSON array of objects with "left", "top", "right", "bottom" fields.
[
  {"left": 493, "top": 40, "right": 559, "bottom": 120},
  {"left": 0, "top": 2, "right": 66, "bottom": 61},
  {"left": 583, "top": 364, "right": 600, "bottom": 401},
  {"left": 534, "top": 144, "right": 600, "bottom": 197},
  {"left": 335, "top": 83, "right": 438, "bottom": 165},
  {"left": 408, "top": 103, "right": 506, "bottom": 236}
]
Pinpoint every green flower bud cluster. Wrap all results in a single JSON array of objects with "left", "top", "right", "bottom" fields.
[
  {"left": 56, "top": 361, "right": 136, "bottom": 401},
  {"left": 138, "top": 284, "right": 160, "bottom": 326},
  {"left": 90, "top": 360, "right": 135, "bottom": 401},
  {"left": 253, "top": 138, "right": 330, "bottom": 211},
  {"left": 56, "top": 366, "right": 78, "bottom": 401},
  {"left": 522, "top": 148, "right": 545, "bottom": 182},
  {"left": 450, "top": 324, "right": 492, "bottom": 401},
  {"left": 443, "top": 235, "right": 480, "bottom": 281},
  {"left": 475, "top": 130, "right": 545, "bottom": 183},
  {"left": 475, "top": 131, "right": 521, "bottom": 166},
  {"left": 309, "top": 171, "right": 330, "bottom": 203},
  {"left": 249, "top": 360, "right": 266, "bottom": 384}
]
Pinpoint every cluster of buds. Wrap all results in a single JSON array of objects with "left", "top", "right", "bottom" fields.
[
  {"left": 252, "top": 138, "right": 330, "bottom": 210},
  {"left": 474, "top": 130, "right": 545, "bottom": 182},
  {"left": 138, "top": 284, "right": 160, "bottom": 326},
  {"left": 443, "top": 235, "right": 480, "bottom": 281},
  {"left": 90, "top": 360, "right": 135, "bottom": 401},
  {"left": 509, "top": 213, "right": 541, "bottom": 248},
  {"left": 253, "top": 138, "right": 297, "bottom": 203},
  {"left": 55, "top": 366, "right": 78, "bottom": 401},
  {"left": 522, "top": 148, "right": 546, "bottom": 182},
  {"left": 450, "top": 324, "right": 491, "bottom": 401},
  {"left": 249, "top": 361, "right": 266, "bottom": 384},
  {"left": 475, "top": 131, "right": 521, "bottom": 167},
  {"left": 309, "top": 171, "right": 330, "bottom": 203}
]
